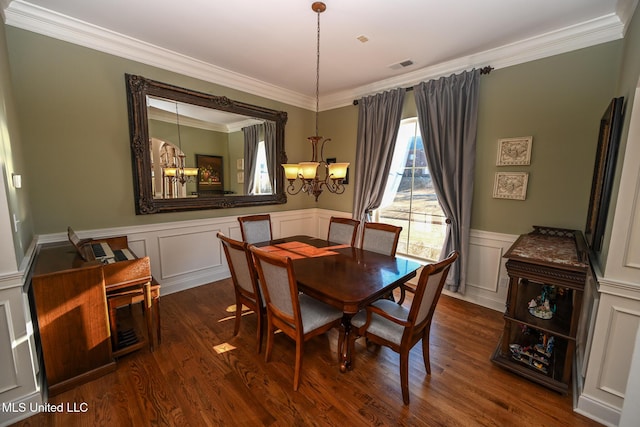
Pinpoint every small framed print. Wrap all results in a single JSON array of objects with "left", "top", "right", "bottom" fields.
[
  {"left": 237, "top": 172, "right": 244, "bottom": 184},
  {"left": 493, "top": 172, "right": 529, "bottom": 200},
  {"left": 237, "top": 158, "right": 244, "bottom": 170},
  {"left": 196, "top": 154, "right": 223, "bottom": 192},
  {"left": 496, "top": 136, "right": 532, "bottom": 166}
]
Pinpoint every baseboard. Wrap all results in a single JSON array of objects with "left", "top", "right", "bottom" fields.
[
  {"left": 0, "top": 389, "right": 43, "bottom": 427},
  {"left": 442, "top": 288, "right": 504, "bottom": 312},
  {"left": 575, "top": 392, "right": 621, "bottom": 427}
]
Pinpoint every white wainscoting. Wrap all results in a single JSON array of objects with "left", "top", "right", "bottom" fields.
[
  {"left": 37, "top": 209, "right": 517, "bottom": 308},
  {"left": 0, "top": 277, "right": 41, "bottom": 426},
  {"left": 449, "top": 229, "right": 517, "bottom": 311},
  {"left": 576, "top": 280, "right": 640, "bottom": 427}
]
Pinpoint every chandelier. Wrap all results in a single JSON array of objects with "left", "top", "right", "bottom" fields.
[
  {"left": 162, "top": 102, "right": 198, "bottom": 186},
  {"left": 282, "top": 1, "right": 349, "bottom": 202}
]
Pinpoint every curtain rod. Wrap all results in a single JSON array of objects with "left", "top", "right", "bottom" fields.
[{"left": 352, "top": 65, "right": 493, "bottom": 106}]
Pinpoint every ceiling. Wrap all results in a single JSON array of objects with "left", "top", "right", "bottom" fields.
[{"left": 3, "top": 0, "right": 638, "bottom": 110}]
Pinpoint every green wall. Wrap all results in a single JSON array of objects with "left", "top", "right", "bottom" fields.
[
  {"left": 0, "top": 21, "right": 33, "bottom": 264},
  {"left": 6, "top": 27, "right": 316, "bottom": 234},
  {"left": 5, "top": 24, "right": 625, "bottom": 237},
  {"left": 473, "top": 42, "right": 621, "bottom": 235},
  {"left": 321, "top": 43, "right": 622, "bottom": 235}
]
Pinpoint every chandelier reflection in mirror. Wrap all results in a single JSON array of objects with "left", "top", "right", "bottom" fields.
[
  {"left": 161, "top": 102, "right": 198, "bottom": 197},
  {"left": 282, "top": 1, "right": 349, "bottom": 202}
]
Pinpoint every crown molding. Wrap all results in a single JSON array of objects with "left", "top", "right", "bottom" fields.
[
  {"left": 617, "top": 0, "right": 640, "bottom": 31},
  {"left": 4, "top": 0, "right": 627, "bottom": 112},
  {"left": 4, "top": 0, "right": 316, "bottom": 110},
  {"left": 322, "top": 13, "right": 625, "bottom": 110}
]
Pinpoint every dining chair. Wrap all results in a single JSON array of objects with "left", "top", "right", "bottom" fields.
[
  {"left": 327, "top": 216, "right": 360, "bottom": 246},
  {"left": 249, "top": 245, "right": 343, "bottom": 391},
  {"left": 397, "top": 219, "right": 453, "bottom": 305},
  {"left": 218, "top": 232, "right": 264, "bottom": 353},
  {"left": 238, "top": 214, "right": 273, "bottom": 244},
  {"left": 350, "top": 251, "right": 459, "bottom": 404},
  {"left": 361, "top": 222, "right": 402, "bottom": 256}
]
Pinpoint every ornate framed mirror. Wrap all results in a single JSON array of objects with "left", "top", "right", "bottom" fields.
[{"left": 125, "top": 74, "right": 288, "bottom": 214}]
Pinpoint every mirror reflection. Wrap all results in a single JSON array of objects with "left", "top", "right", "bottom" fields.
[
  {"left": 125, "top": 74, "right": 288, "bottom": 214},
  {"left": 147, "top": 96, "right": 274, "bottom": 199}
]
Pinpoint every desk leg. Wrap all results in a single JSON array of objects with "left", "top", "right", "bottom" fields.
[{"left": 339, "top": 314, "right": 355, "bottom": 373}]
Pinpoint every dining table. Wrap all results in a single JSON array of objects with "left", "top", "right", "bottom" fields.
[{"left": 253, "top": 235, "right": 422, "bottom": 372}]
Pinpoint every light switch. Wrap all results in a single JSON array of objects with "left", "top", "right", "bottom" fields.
[{"left": 12, "top": 174, "right": 22, "bottom": 188}]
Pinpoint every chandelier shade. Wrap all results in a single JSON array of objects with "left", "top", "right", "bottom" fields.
[
  {"left": 328, "top": 162, "right": 349, "bottom": 179},
  {"left": 282, "top": 1, "right": 349, "bottom": 202}
]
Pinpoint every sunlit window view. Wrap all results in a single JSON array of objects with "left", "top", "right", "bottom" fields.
[
  {"left": 252, "top": 141, "right": 273, "bottom": 195},
  {"left": 374, "top": 118, "right": 446, "bottom": 261}
]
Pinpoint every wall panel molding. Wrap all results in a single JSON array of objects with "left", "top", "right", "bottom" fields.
[{"left": 0, "top": 301, "right": 19, "bottom": 394}]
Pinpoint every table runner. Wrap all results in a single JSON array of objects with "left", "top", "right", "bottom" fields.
[{"left": 258, "top": 241, "right": 349, "bottom": 259}]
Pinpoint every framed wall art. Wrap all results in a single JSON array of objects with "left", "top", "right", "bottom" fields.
[
  {"left": 196, "top": 154, "right": 223, "bottom": 193},
  {"left": 585, "top": 97, "right": 624, "bottom": 251},
  {"left": 493, "top": 172, "right": 529, "bottom": 200},
  {"left": 496, "top": 136, "right": 533, "bottom": 166}
]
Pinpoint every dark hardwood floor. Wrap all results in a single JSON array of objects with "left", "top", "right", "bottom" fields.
[{"left": 12, "top": 279, "right": 602, "bottom": 426}]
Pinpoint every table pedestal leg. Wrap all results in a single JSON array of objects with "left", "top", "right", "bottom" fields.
[{"left": 339, "top": 314, "right": 354, "bottom": 373}]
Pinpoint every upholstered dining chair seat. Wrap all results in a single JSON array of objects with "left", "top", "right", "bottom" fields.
[
  {"left": 299, "top": 294, "right": 344, "bottom": 332},
  {"left": 351, "top": 299, "right": 407, "bottom": 346}
]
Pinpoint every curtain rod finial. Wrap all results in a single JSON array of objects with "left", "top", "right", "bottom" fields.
[{"left": 479, "top": 66, "right": 494, "bottom": 75}]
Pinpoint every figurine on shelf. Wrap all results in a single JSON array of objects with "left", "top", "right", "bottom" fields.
[
  {"left": 534, "top": 335, "right": 554, "bottom": 358},
  {"left": 528, "top": 285, "right": 556, "bottom": 319}
]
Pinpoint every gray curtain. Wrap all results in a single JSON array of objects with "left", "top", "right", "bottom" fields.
[
  {"left": 264, "top": 121, "right": 276, "bottom": 191},
  {"left": 243, "top": 124, "right": 261, "bottom": 194},
  {"left": 413, "top": 69, "right": 480, "bottom": 293},
  {"left": 352, "top": 88, "right": 405, "bottom": 226}
]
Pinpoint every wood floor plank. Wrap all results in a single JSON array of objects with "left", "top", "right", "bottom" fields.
[{"left": 10, "top": 279, "right": 602, "bottom": 426}]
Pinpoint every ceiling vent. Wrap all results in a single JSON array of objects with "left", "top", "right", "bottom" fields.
[{"left": 389, "top": 59, "right": 414, "bottom": 70}]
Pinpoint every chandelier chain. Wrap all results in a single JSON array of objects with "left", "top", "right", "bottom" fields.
[
  {"left": 175, "top": 102, "right": 182, "bottom": 151},
  {"left": 315, "top": 6, "right": 321, "bottom": 137}
]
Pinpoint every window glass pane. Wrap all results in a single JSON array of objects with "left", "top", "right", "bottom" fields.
[
  {"left": 412, "top": 136, "right": 428, "bottom": 168},
  {"left": 252, "top": 141, "right": 273, "bottom": 195},
  {"left": 376, "top": 118, "right": 445, "bottom": 261}
]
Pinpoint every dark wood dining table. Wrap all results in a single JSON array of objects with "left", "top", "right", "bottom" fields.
[{"left": 254, "top": 235, "right": 422, "bottom": 372}]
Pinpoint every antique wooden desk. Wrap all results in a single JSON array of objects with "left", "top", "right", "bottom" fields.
[
  {"left": 491, "top": 226, "right": 591, "bottom": 393},
  {"left": 254, "top": 235, "right": 422, "bottom": 372}
]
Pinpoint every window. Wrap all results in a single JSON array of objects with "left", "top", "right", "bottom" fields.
[
  {"left": 252, "top": 141, "right": 273, "bottom": 195},
  {"left": 374, "top": 118, "right": 446, "bottom": 261}
]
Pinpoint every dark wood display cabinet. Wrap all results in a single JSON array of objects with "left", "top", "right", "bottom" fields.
[{"left": 491, "top": 226, "right": 591, "bottom": 394}]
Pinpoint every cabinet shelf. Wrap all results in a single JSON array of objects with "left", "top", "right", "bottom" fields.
[
  {"left": 505, "top": 279, "right": 577, "bottom": 339},
  {"left": 491, "top": 226, "right": 589, "bottom": 394}
]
